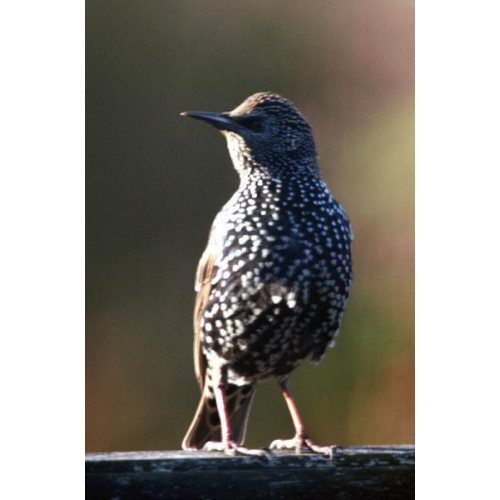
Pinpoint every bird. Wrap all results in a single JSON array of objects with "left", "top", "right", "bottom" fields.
[{"left": 180, "top": 92, "right": 353, "bottom": 457}]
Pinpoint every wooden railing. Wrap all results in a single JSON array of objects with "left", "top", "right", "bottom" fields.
[{"left": 86, "top": 445, "right": 415, "bottom": 499}]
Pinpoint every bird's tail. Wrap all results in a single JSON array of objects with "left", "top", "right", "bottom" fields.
[{"left": 182, "top": 384, "right": 256, "bottom": 450}]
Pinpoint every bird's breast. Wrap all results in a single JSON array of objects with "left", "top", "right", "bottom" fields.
[{"left": 199, "top": 182, "right": 352, "bottom": 377}]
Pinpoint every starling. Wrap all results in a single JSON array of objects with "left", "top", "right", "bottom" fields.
[{"left": 180, "top": 92, "right": 353, "bottom": 456}]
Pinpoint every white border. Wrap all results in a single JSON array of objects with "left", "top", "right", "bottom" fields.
[
  {"left": 417, "top": 0, "right": 500, "bottom": 496},
  {"left": 0, "top": 2, "right": 84, "bottom": 498}
]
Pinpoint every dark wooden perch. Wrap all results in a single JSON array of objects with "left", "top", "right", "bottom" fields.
[{"left": 86, "top": 445, "right": 414, "bottom": 499}]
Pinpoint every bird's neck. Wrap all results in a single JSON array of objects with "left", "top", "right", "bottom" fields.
[
  {"left": 235, "top": 163, "right": 327, "bottom": 206},
  {"left": 225, "top": 132, "right": 320, "bottom": 182}
]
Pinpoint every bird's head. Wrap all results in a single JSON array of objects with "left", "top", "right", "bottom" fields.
[{"left": 181, "top": 92, "right": 318, "bottom": 175}]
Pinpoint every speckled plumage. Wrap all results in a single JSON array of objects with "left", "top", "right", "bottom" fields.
[{"left": 182, "top": 93, "right": 353, "bottom": 454}]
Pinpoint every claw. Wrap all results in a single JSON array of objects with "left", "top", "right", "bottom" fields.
[
  {"left": 270, "top": 438, "right": 303, "bottom": 454},
  {"left": 305, "top": 439, "right": 340, "bottom": 458},
  {"left": 204, "top": 440, "right": 272, "bottom": 458},
  {"left": 270, "top": 437, "right": 338, "bottom": 457}
]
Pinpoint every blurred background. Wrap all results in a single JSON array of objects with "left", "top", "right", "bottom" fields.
[{"left": 86, "top": 0, "right": 414, "bottom": 451}]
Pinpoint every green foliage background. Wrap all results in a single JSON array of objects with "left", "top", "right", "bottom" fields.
[{"left": 86, "top": 0, "right": 414, "bottom": 451}]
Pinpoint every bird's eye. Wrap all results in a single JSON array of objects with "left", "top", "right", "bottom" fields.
[{"left": 237, "top": 115, "right": 264, "bottom": 133}]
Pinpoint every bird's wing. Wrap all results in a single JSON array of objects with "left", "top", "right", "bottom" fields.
[{"left": 193, "top": 224, "right": 220, "bottom": 389}]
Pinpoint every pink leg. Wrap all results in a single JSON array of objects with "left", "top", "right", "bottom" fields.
[
  {"left": 281, "top": 380, "right": 307, "bottom": 441},
  {"left": 270, "top": 380, "right": 337, "bottom": 457},
  {"left": 214, "top": 384, "right": 232, "bottom": 444},
  {"left": 203, "top": 383, "right": 269, "bottom": 457}
]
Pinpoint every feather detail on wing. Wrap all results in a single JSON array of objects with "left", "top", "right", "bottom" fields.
[{"left": 193, "top": 226, "right": 220, "bottom": 389}]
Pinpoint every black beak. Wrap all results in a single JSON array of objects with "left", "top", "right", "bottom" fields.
[{"left": 180, "top": 111, "right": 239, "bottom": 132}]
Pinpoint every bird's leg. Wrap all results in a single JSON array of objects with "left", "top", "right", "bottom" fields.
[
  {"left": 203, "top": 369, "right": 269, "bottom": 458},
  {"left": 270, "top": 379, "right": 337, "bottom": 458}
]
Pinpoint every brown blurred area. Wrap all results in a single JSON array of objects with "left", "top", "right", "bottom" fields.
[{"left": 86, "top": 0, "right": 414, "bottom": 451}]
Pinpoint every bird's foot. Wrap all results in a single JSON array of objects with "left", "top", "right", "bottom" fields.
[
  {"left": 270, "top": 436, "right": 339, "bottom": 458},
  {"left": 203, "top": 440, "right": 271, "bottom": 458}
]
